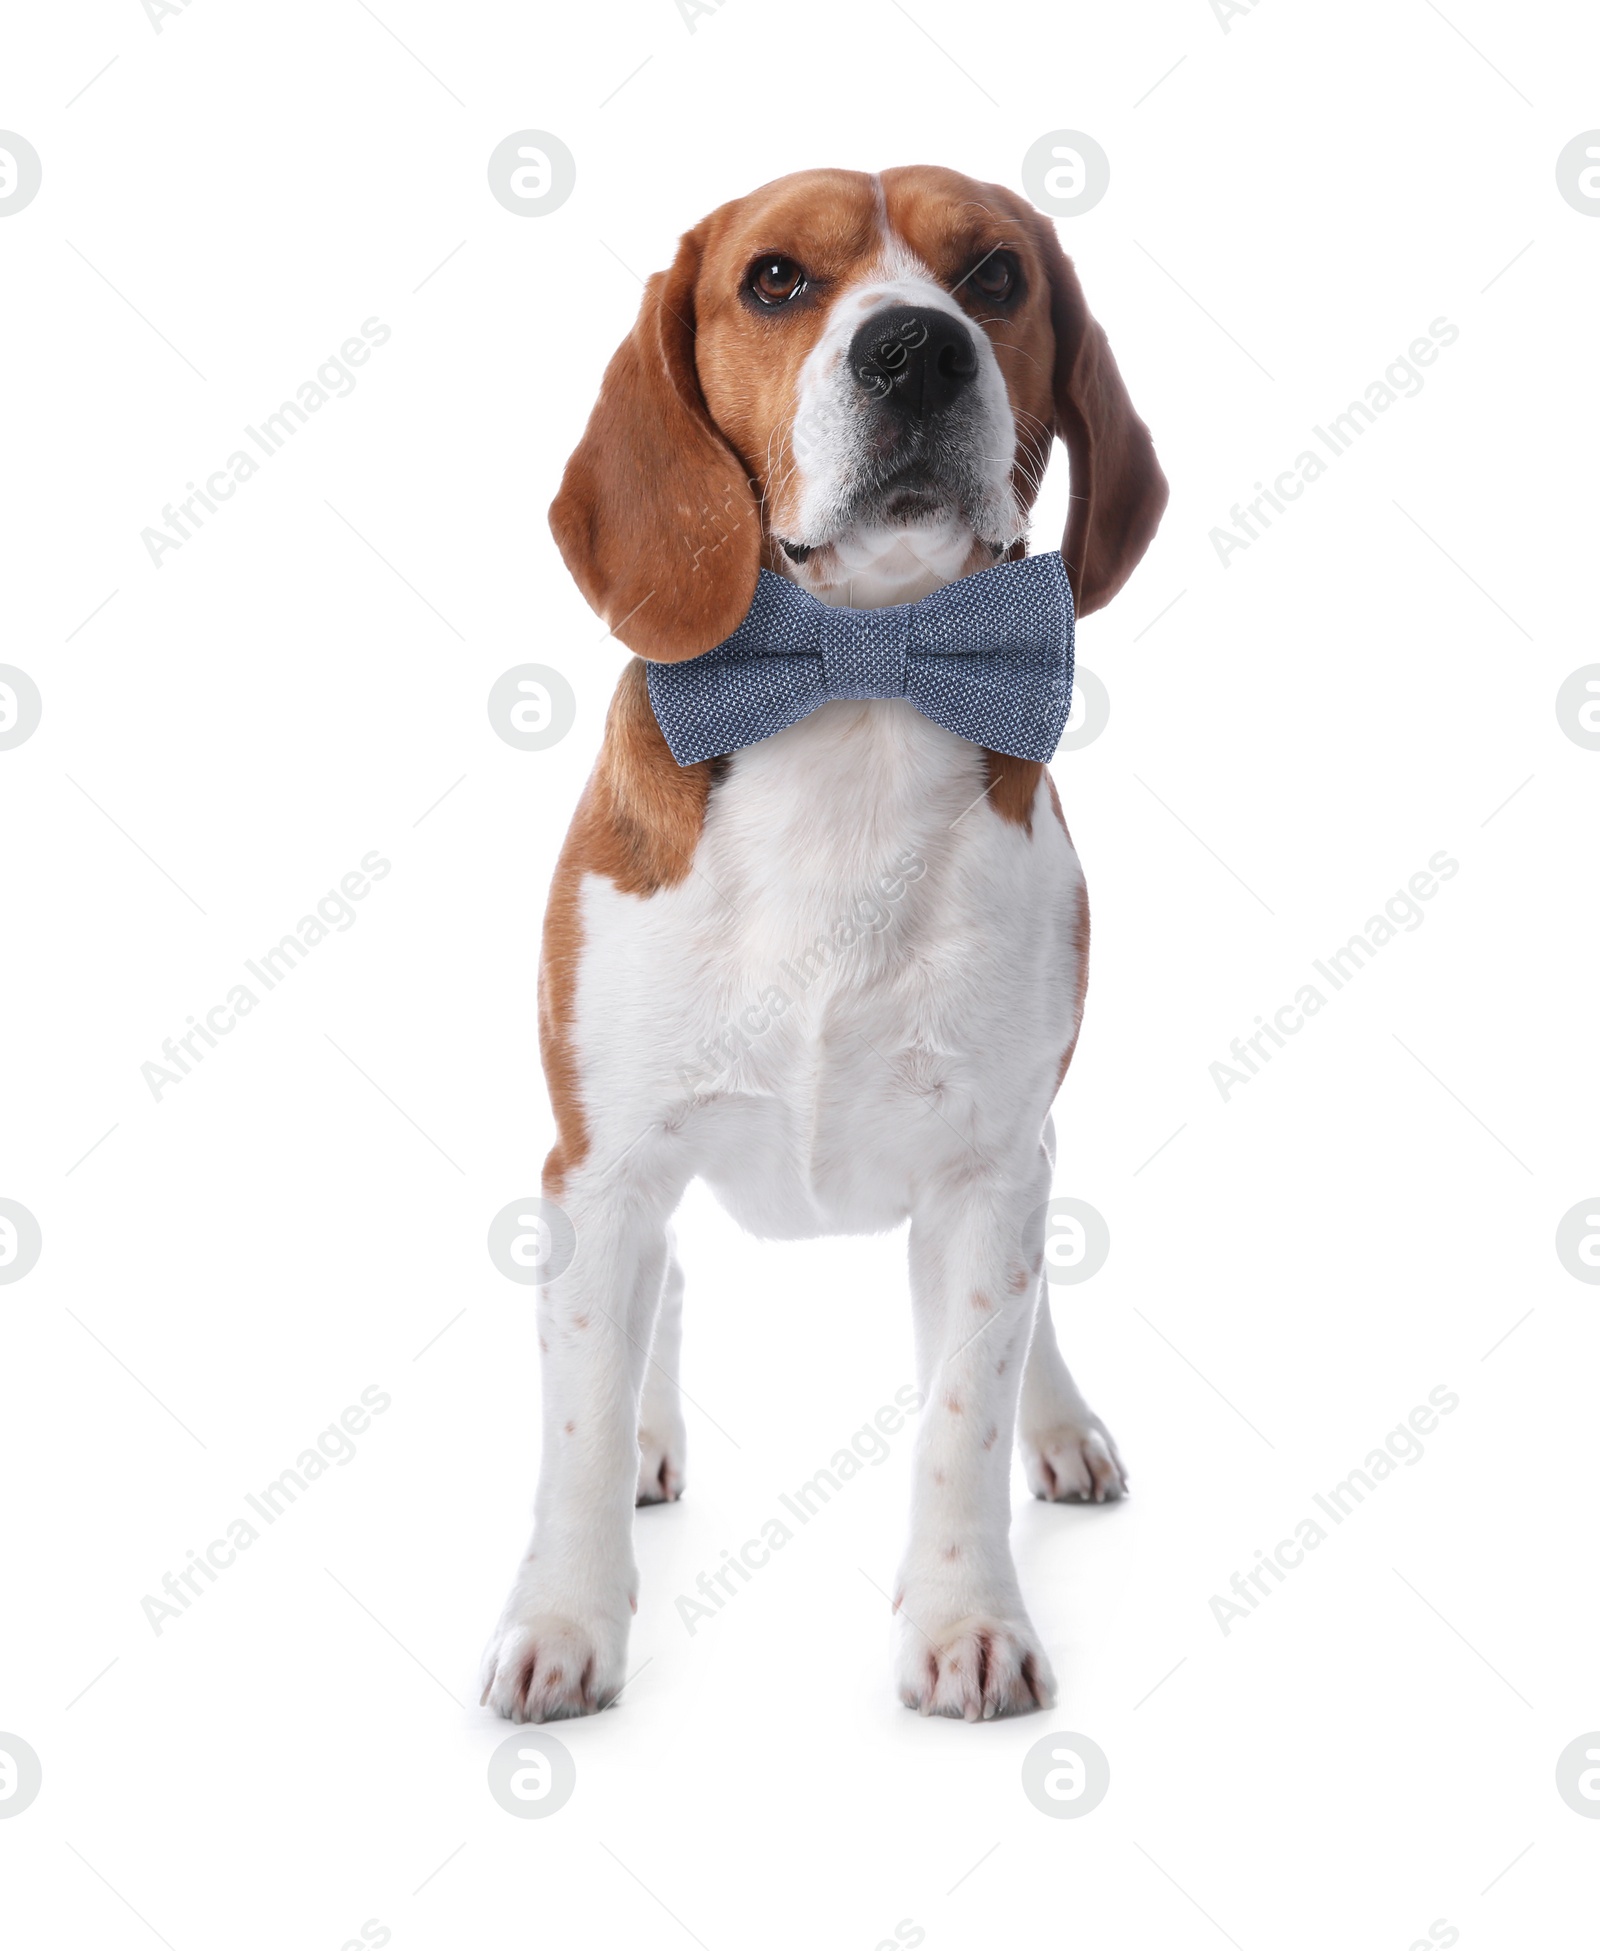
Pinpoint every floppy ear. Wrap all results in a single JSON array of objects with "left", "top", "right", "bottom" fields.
[
  {"left": 549, "top": 221, "right": 761, "bottom": 663},
  {"left": 1031, "top": 218, "right": 1169, "bottom": 615}
]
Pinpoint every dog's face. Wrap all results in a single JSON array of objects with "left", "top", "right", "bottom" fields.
[
  {"left": 552, "top": 166, "right": 1167, "bottom": 660},
  {"left": 688, "top": 169, "right": 1052, "bottom": 604}
]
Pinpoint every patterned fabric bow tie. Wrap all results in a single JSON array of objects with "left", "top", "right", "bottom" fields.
[{"left": 645, "top": 550, "right": 1075, "bottom": 767}]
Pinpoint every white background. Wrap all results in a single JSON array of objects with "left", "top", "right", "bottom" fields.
[{"left": 2, "top": 1, "right": 1597, "bottom": 1946}]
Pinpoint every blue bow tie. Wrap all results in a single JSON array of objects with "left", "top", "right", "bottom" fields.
[{"left": 646, "top": 551, "right": 1075, "bottom": 767}]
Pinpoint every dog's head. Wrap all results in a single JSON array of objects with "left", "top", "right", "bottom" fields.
[{"left": 551, "top": 165, "right": 1167, "bottom": 661}]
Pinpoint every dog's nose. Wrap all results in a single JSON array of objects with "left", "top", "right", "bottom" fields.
[{"left": 849, "top": 305, "right": 978, "bottom": 418}]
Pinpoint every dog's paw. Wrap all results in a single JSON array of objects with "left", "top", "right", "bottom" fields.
[
  {"left": 898, "top": 1613, "right": 1056, "bottom": 1721},
  {"left": 1020, "top": 1414, "right": 1128, "bottom": 1503},
  {"left": 479, "top": 1609, "right": 626, "bottom": 1724},
  {"left": 635, "top": 1421, "right": 686, "bottom": 1506}
]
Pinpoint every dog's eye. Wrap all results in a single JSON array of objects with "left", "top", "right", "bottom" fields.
[
  {"left": 965, "top": 250, "right": 1019, "bottom": 303},
  {"left": 749, "top": 255, "right": 807, "bottom": 307}
]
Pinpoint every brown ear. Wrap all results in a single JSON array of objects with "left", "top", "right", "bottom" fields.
[
  {"left": 549, "top": 222, "right": 761, "bottom": 662},
  {"left": 1032, "top": 217, "right": 1169, "bottom": 615}
]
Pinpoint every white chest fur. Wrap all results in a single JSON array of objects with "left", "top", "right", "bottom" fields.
[{"left": 567, "top": 699, "right": 1086, "bottom": 1238}]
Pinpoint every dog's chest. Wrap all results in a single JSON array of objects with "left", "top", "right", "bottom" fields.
[{"left": 572, "top": 702, "right": 1085, "bottom": 1234}]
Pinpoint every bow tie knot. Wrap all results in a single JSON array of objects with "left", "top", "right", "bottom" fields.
[
  {"left": 646, "top": 550, "right": 1075, "bottom": 766},
  {"left": 819, "top": 603, "right": 911, "bottom": 701}
]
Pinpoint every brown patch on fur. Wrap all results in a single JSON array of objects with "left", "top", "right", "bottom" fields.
[
  {"left": 970, "top": 1290, "right": 993, "bottom": 1311},
  {"left": 540, "top": 663, "right": 723, "bottom": 1196},
  {"left": 563, "top": 1420, "right": 576, "bottom": 1434},
  {"left": 943, "top": 1544, "right": 961, "bottom": 1561},
  {"left": 944, "top": 1394, "right": 963, "bottom": 1414},
  {"left": 982, "top": 1424, "right": 999, "bottom": 1451},
  {"left": 979, "top": 752, "right": 1042, "bottom": 833},
  {"left": 1007, "top": 1265, "right": 1030, "bottom": 1294}
]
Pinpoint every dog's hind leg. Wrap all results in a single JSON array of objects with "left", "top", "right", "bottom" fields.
[
  {"left": 1017, "top": 1281, "right": 1128, "bottom": 1502},
  {"left": 635, "top": 1233, "right": 687, "bottom": 1505}
]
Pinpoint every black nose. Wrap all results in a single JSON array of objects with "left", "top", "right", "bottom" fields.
[{"left": 849, "top": 305, "right": 978, "bottom": 419}]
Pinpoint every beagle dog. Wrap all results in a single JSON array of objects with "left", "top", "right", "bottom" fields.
[{"left": 482, "top": 165, "right": 1167, "bottom": 1723}]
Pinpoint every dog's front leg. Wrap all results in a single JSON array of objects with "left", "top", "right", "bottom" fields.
[
  {"left": 480, "top": 1172, "right": 669, "bottom": 1722},
  {"left": 895, "top": 1153, "right": 1056, "bottom": 1720}
]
